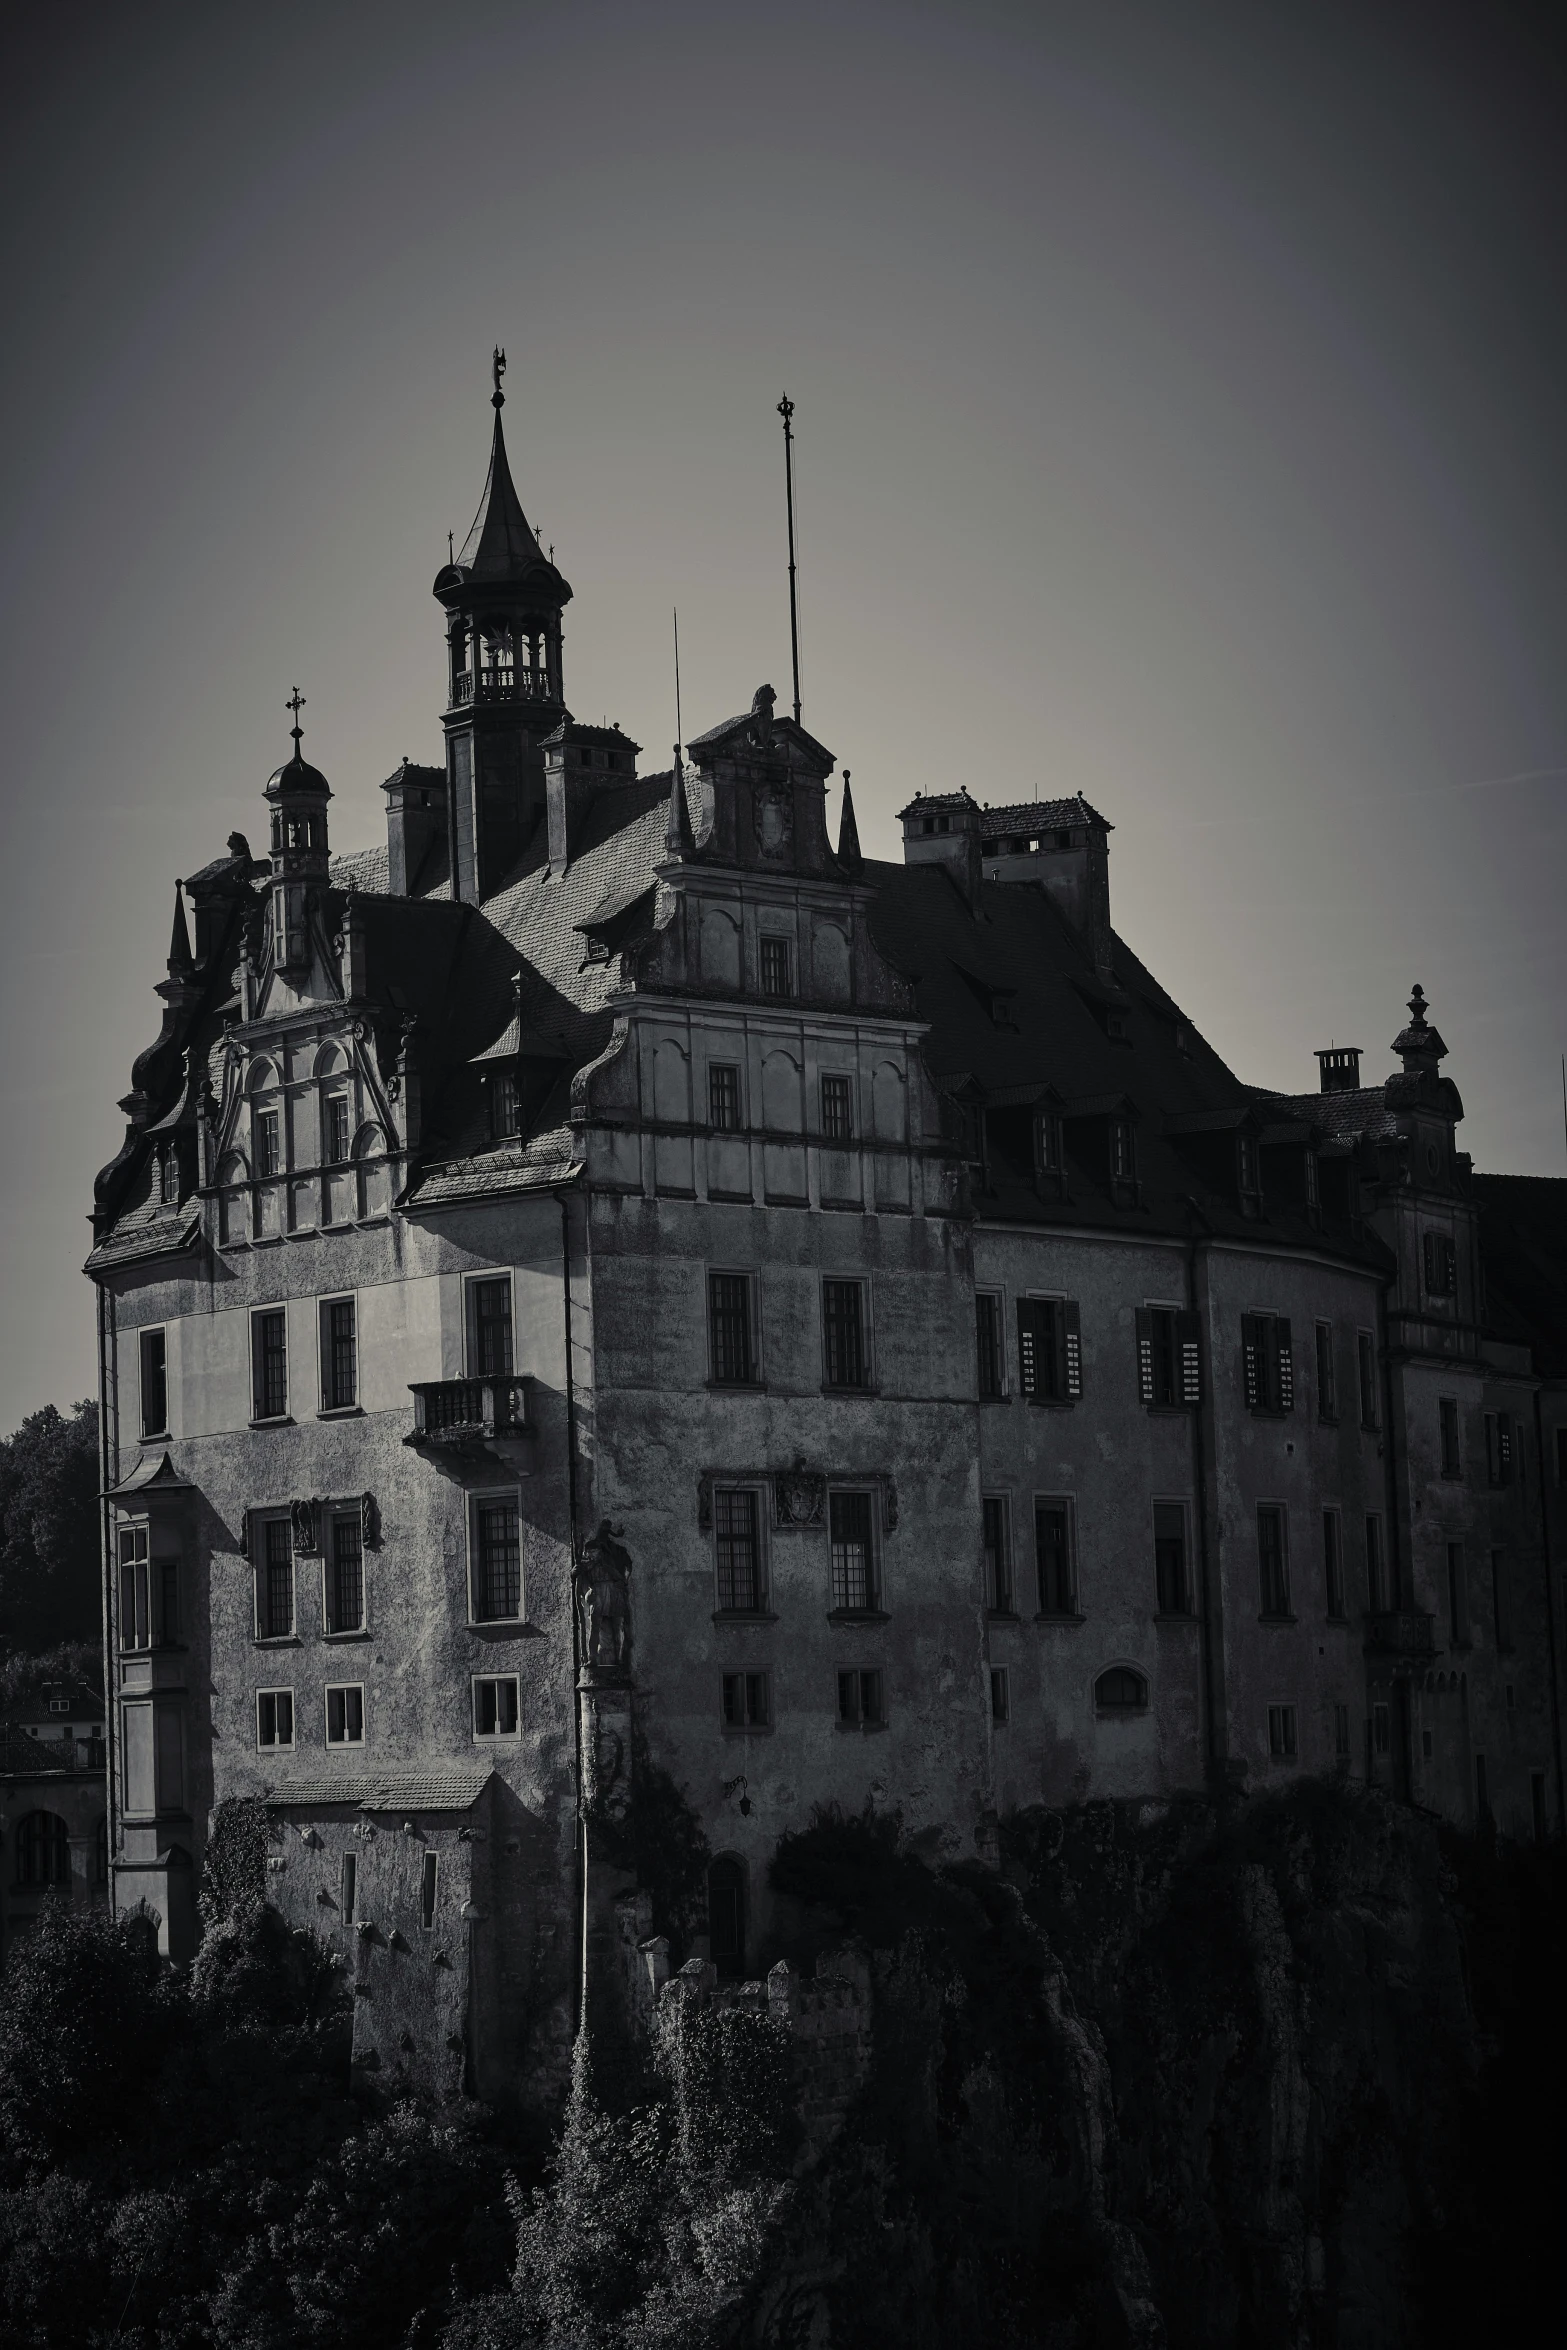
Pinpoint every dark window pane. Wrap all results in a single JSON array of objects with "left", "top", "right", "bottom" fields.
[
  {"left": 1149, "top": 1310, "right": 1178, "bottom": 1407},
  {"left": 709, "top": 1858, "right": 746, "bottom": 1977},
  {"left": 709, "top": 1274, "right": 754, "bottom": 1384},
  {"left": 830, "top": 1490, "right": 876, "bottom": 1611},
  {"left": 263, "top": 1519, "right": 293, "bottom": 1637},
  {"left": 976, "top": 1294, "right": 1002, "bottom": 1397},
  {"left": 475, "top": 1501, "right": 522, "bottom": 1619},
  {"left": 715, "top": 1488, "right": 760, "bottom": 1612},
  {"left": 326, "top": 1094, "right": 351, "bottom": 1164},
  {"left": 331, "top": 1516, "right": 364, "bottom": 1632},
  {"left": 140, "top": 1329, "right": 167, "bottom": 1438},
  {"left": 1257, "top": 1507, "right": 1289, "bottom": 1615},
  {"left": 760, "top": 938, "right": 792, "bottom": 997},
  {"left": 490, "top": 1072, "right": 521, "bottom": 1139},
  {"left": 822, "top": 1073, "right": 853, "bottom": 1140},
  {"left": 472, "top": 1279, "right": 513, "bottom": 1376},
  {"left": 254, "top": 1310, "right": 287, "bottom": 1420},
  {"left": 1035, "top": 1503, "right": 1074, "bottom": 1614},
  {"left": 326, "top": 1299, "right": 357, "bottom": 1409},
  {"left": 709, "top": 1065, "right": 741, "bottom": 1131},
  {"left": 1154, "top": 1502, "right": 1186, "bottom": 1613},
  {"left": 823, "top": 1281, "right": 867, "bottom": 1388},
  {"left": 983, "top": 1497, "right": 1011, "bottom": 1612},
  {"left": 1323, "top": 1513, "right": 1345, "bottom": 1618}
]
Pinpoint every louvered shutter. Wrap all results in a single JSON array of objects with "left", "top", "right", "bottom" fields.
[
  {"left": 1276, "top": 1317, "right": 1294, "bottom": 1412},
  {"left": 1017, "top": 1300, "right": 1042, "bottom": 1400},
  {"left": 1498, "top": 1418, "right": 1513, "bottom": 1482},
  {"left": 1242, "top": 1315, "right": 1261, "bottom": 1410},
  {"left": 1063, "top": 1301, "right": 1083, "bottom": 1400},
  {"left": 1135, "top": 1309, "right": 1155, "bottom": 1406},
  {"left": 1177, "top": 1309, "right": 1202, "bottom": 1405}
]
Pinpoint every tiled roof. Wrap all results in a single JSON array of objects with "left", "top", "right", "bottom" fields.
[
  {"left": 1249, "top": 1085, "right": 1404, "bottom": 1144},
  {"left": 265, "top": 1777, "right": 372, "bottom": 1808},
  {"left": 84, "top": 1209, "right": 201, "bottom": 1275},
  {"left": 895, "top": 790, "right": 979, "bottom": 817},
  {"left": 361, "top": 1769, "right": 492, "bottom": 1811},
  {"left": 331, "top": 844, "right": 392, "bottom": 894},
  {"left": 979, "top": 795, "right": 1111, "bottom": 835}
]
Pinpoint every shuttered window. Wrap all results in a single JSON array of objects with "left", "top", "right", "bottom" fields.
[
  {"left": 1242, "top": 1314, "right": 1293, "bottom": 1415},
  {"left": 1135, "top": 1308, "right": 1200, "bottom": 1406},
  {"left": 1017, "top": 1298, "right": 1082, "bottom": 1404}
]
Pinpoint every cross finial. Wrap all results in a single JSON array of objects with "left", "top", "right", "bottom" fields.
[
  {"left": 285, "top": 687, "right": 306, "bottom": 753},
  {"left": 492, "top": 345, "right": 506, "bottom": 410}
]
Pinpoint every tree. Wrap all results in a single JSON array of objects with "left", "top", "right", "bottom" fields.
[{"left": 0, "top": 1401, "right": 101, "bottom": 1655}]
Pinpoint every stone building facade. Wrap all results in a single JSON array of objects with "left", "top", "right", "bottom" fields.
[
  {"left": 0, "top": 1675, "right": 108, "bottom": 1959},
  {"left": 86, "top": 373, "right": 1567, "bottom": 2103}
]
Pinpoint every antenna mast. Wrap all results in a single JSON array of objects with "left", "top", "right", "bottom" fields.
[
  {"left": 673, "top": 607, "right": 684, "bottom": 757},
  {"left": 777, "top": 394, "right": 801, "bottom": 726}
]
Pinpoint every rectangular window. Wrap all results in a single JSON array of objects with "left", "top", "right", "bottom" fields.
[
  {"left": 1423, "top": 1231, "right": 1457, "bottom": 1296},
  {"left": 714, "top": 1488, "right": 762, "bottom": 1613},
  {"left": 325, "top": 1093, "right": 351, "bottom": 1164},
  {"left": 1268, "top": 1703, "right": 1298, "bottom": 1759},
  {"left": 1017, "top": 1297, "right": 1083, "bottom": 1403},
  {"left": 990, "top": 1667, "right": 1010, "bottom": 1724},
  {"left": 1484, "top": 1412, "right": 1514, "bottom": 1487},
  {"left": 760, "top": 936, "right": 793, "bottom": 998},
  {"left": 473, "top": 1498, "right": 522, "bottom": 1621},
  {"left": 1109, "top": 1118, "right": 1136, "bottom": 1183},
  {"left": 1491, "top": 1550, "right": 1510, "bottom": 1652},
  {"left": 340, "top": 1851, "right": 357, "bottom": 1922},
  {"left": 708, "top": 1063, "right": 741, "bottom": 1131},
  {"left": 708, "top": 1272, "right": 756, "bottom": 1385},
  {"left": 118, "top": 1525, "right": 150, "bottom": 1651},
  {"left": 489, "top": 1071, "right": 521, "bottom": 1140},
  {"left": 836, "top": 1668, "right": 884, "bottom": 1728},
  {"left": 1314, "top": 1323, "right": 1336, "bottom": 1421},
  {"left": 421, "top": 1851, "right": 438, "bottom": 1932},
  {"left": 326, "top": 1684, "right": 365, "bottom": 1746},
  {"left": 1334, "top": 1703, "right": 1351, "bottom": 1760},
  {"left": 1446, "top": 1543, "right": 1468, "bottom": 1647},
  {"left": 1135, "top": 1307, "right": 1201, "bottom": 1407},
  {"left": 976, "top": 1293, "right": 1004, "bottom": 1397},
  {"left": 1242, "top": 1314, "right": 1294, "bottom": 1414},
  {"left": 829, "top": 1490, "right": 878, "bottom": 1613},
  {"left": 1357, "top": 1332, "right": 1379, "bottom": 1429},
  {"left": 1365, "top": 1515, "right": 1387, "bottom": 1614},
  {"left": 1323, "top": 1511, "right": 1346, "bottom": 1620},
  {"left": 469, "top": 1276, "right": 514, "bottom": 1377},
  {"left": 1257, "top": 1505, "right": 1290, "bottom": 1617},
  {"left": 1035, "top": 1499, "right": 1076, "bottom": 1616},
  {"left": 321, "top": 1297, "right": 357, "bottom": 1410},
  {"left": 721, "top": 1671, "right": 770, "bottom": 1729},
  {"left": 256, "top": 1108, "right": 282, "bottom": 1178},
  {"left": 1035, "top": 1113, "right": 1061, "bottom": 1175},
  {"left": 983, "top": 1497, "right": 1013, "bottom": 1613},
  {"left": 328, "top": 1514, "right": 364, "bottom": 1634},
  {"left": 822, "top": 1279, "right": 869, "bottom": 1389},
  {"left": 260, "top": 1518, "right": 294, "bottom": 1639},
  {"left": 821, "top": 1072, "right": 853, "bottom": 1141},
  {"left": 1154, "top": 1501, "right": 1188, "bottom": 1614},
  {"left": 1439, "top": 1397, "right": 1461, "bottom": 1478},
  {"left": 473, "top": 1675, "right": 520, "bottom": 1737},
  {"left": 257, "top": 1689, "right": 294, "bottom": 1749},
  {"left": 139, "top": 1328, "right": 168, "bottom": 1438},
  {"left": 252, "top": 1309, "right": 288, "bottom": 1421}
]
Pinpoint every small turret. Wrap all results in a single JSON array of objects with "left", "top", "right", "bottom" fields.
[
  {"left": 836, "top": 770, "right": 863, "bottom": 875},
  {"left": 265, "top": 690, "right": 331, "bottom": 972}
]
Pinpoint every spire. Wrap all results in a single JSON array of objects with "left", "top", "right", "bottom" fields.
[
  {"left": 453, "top": 351, "right": 548, "bottom": 581},
  {"left": 836, "top": 768, "right": 862, "bottom": 874},
  {"left": 1391, "top": 981, "right": 1448, "bottom": 1077},
  {"left": 666, "top": 748, "right": 697, "bottom": 860},
  {"left": 167, "top": 881, "right": 193, "bottom": 972}
]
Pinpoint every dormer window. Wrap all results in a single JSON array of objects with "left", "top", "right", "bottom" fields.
[
  {"left": 490, "top": 1070, "right": 522, "bottom": 1140},
  {"left": 1304, "top": 1150, "right": 1319, "bottom": 1211},
  {"left": 1035, "top": 1113, "right": 1062, "bottom": 1177},
  {"left": 1110, "top": 1119, "right": 1136, "bottom": 1183},
  {"left": 1237, "top": 1132, "right": 1263, "bottom": 1216}
]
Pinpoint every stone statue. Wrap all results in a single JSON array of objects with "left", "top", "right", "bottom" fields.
[{"left": 574, "top": 1519, "right": 633, "bottom": 1674}]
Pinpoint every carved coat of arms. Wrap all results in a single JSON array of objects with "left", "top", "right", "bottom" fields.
[{"left": 773, "top": 1465, "right": 825, "bottom": 1528}]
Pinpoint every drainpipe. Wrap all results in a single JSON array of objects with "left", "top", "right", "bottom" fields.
[
  {"left": 554, "top": 1187, "right": 586, "bottom": 2032},
  {"left": 1532, "top": 1387, "right": 1566, "bottom": 1836},
  {"left": 1376, "top": 1275, "right": 1407, "bottom": 1607},
  {"left": 95, "top": 1276, "right": 120, "bottom": 1909},
  {"left": 1183, "top": 1202, "right": 1226, "bottom": 1783}
]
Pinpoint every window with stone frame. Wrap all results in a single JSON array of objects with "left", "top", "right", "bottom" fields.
[
  {"left": 1356, "top": 1331, "right": 1380, "bottom": 1429},
  {"left": 324, "top": 1092, "right": 351, "bottom": 1165},
  {"left": 471, "top": 1495, "right": 522, "bottom": 1622},
  {"left": 320, "top": 1296, "right": 357, "bottom": 1411},
  {"left": 822, "top": 1278, "right": 870, "bottom": 1389},
  {"left": 1257, "top": 1504, "right": 1291, "bottom": 1617},
  {"left": 1153, "top": 1502, "right": 1189, "bottom": 1614},
  {"left": 1242, "top": 1314, "right": 1294, "bottom": 1415},
  {"left": 821, "top": 1072, "right": 854, "bottom": 1142},
  {"left": 983, "top": 1497, "right": 1013, "bottom": 1614},
  {"left": 1267, "top": 1703, "right": 1298, "bottom": 1759},
  {"left": 1423, "top": 1231, "right": 1458, "bottom": 1297},
  {"left": 256, "top": 1517, "right": 295, "bottom": 1640},
  {"left": 1034, "top": 1497, "right": 1076, "bottom": 1616},
  {"left": 714, "top": 1487, "right": 764, "bottom": 1614},
  {"left": 1135, "top": 1307, "right": 1200, "bottom": 1407},
  {"left": 759, "top": 936, "right": 793, "bottom": 998},
  {"left": 722, "top": 1670, "right": 770, "bottom": 1730},
  {"left": 468, "top": 1275, "right": 514, "bottom": 1378},
  {"left": 836, "top": 1668, "right": 884, "bottom": 1728},
  {"left": 251, "top": 1308, "right": 288, "bottom": 1421},
  {"left": 708, "top": 1272, "right": 757, "bottom": 1386},
  {"left": 139, "top": 1327, "right": 168, "bottom": 1438},
  {"left": 256, "top": 1689, "right": 294, "bottom": 1749},
  {"left": 473, "top": 1675, "right": 520, "bottom": 1737},
  {"left": 829, "top": 1489, "right": 878, "bottom": 1614},
  {"left": 1322, "top": 1510, "right": 1346, "bottom": 1620},
  {"left": 708, "top": 1063, "right": 742, "bottom": 1132},
  {"left": 326, "top": 1511, "right": 364, "bottom": 1634},
  {"left": 325, "top": 1684, "right": 365, "bottom": 1746},
  {"left": 1314, "top": 1322, "right": 1337, "bottom": 1420},
  {"left": 976, "top": 1292, "right": 1004, "bottom": 1397},
  {"left": 1017, "top": 1297, "right": 1082, "bottom": 1404}
]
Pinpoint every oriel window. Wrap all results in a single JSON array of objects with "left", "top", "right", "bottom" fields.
[
  {"left": 139, "top": 1328, "right": 168, "bottom": 1439},
  {"left": 714, "top": 1488, "right": 761, "bottom": 1613},
  {"left": 822, "top": 1280, "right": 868, "bottom": 1389},
  {"left": 119, "top": 1525, "right": 150, "bottom": 1651},
  {"left": 829, "top": 1491, "right": 877, "bottom": 1613}
]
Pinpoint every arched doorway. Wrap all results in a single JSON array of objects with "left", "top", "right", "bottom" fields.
[{"left": 708, "top": 1856, "right": 746, "bottom": 1981}]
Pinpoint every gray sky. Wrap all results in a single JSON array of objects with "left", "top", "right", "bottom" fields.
[{"left": 2, "top": 0, "right": 1563, "bottom": 1428}]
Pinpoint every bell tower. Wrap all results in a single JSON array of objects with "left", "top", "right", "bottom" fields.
[
  {"left": 434, "top": 350, "right": 573, "bottom": 904},
  {"left": 264, "top": 688, "right": 332, "bottom": 973}
]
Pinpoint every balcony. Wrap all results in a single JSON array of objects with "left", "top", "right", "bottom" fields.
[
  {"left": 406, "top": 1376, "right": 530, "bottom": 1451},
  {"left": 1363, "top": 1610, "right": 1436, "bottom": 1658},
  {"left": 450, "top": 668, "right": 554, "bottom": 708}
]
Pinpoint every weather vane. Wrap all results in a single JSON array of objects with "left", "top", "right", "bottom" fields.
[
  {"left": 285, "top": 687, "right": 306, "bottom": 752},
  {"left": 492, "top": 345, "right": 506, "bottom": 410}
]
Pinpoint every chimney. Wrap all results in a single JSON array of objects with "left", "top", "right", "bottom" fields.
[
  {"left": 383, "top": 762, "right": 448, "bottom": 897},
  {"left": 544, "top": 723, "right": 641, "bottom": 873},
  {"left": 1315, "top": 1046, "right": 1362, "bottom": 1093},
  {"left": 977, "top": 797, "right": 1114, "bottom": 980},
  {"left": 898, "top": 792, "right": 982, "bottom": 908}
]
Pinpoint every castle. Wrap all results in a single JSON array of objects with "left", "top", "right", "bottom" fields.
[{"left": 86, "top": 366, "right": 1567, "bottom": 2106}]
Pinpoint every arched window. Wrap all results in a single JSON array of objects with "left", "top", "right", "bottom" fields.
[
  {"left": 16, "top": 1811, "right": 71, "bottom": 1889},
  {"left": 1094, "top": 1666, "right": 1148, "bottom": 1716},
  {"left": 708, "top": 1856, "right": 746, "bottom": 1981}
]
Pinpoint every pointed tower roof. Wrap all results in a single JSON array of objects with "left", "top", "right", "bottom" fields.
[
  {"left": 836, "top": 769, "right": 863, "bottom": 874},
  {"left": 168, "top": 882, "right": 193, "bottom": 972},
  {"left": 436, "top": 350, "right": 572, "bottom": 607},
  {"left": 665, "top": 750, "right": 698, "bottom": 860}
]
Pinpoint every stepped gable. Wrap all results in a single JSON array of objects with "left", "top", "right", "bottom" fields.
[{"left": 865, "top": 855, "right": 1378, "bottom": 1252}]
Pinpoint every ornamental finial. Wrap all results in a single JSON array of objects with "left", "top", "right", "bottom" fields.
[
  {"left": 492, "top": 345, "right": 506, "bottom": 410},
  {"left": 285, "top": 686, "right": 306, "bottom": 755}
]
